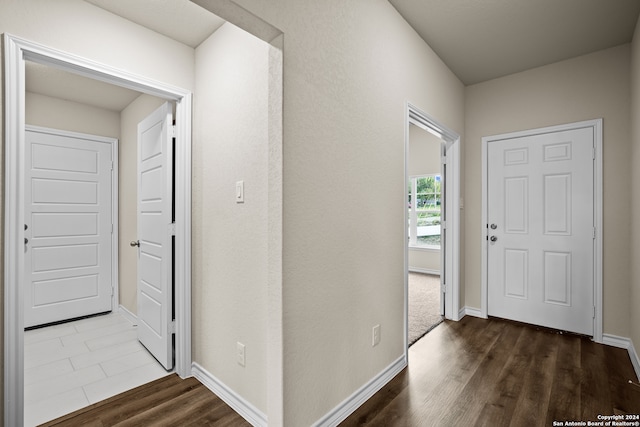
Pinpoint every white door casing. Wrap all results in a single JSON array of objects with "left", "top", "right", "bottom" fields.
[
  {"left": 482, "top": 120, "right": 603, "bottom": 338},
  {"left": 440, "top": 140, "right": 446, "bottom": 316},
  {"left": 136, "top": 102, "right": 174, "bottom": 370},
  {"left": 24, "top": 127, "right": 115, "bottom": 328}
]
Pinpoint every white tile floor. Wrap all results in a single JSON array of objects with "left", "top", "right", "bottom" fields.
[{"left": 24, "top": 312, "right": 171, "bottom": 427}]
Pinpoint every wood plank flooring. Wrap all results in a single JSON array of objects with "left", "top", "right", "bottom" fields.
[
  {"left": 41, "top": 316, "right": 640, "bottom": 426},
  {"left": 341, "top": 316, "right": 640, "bottom": 426},
  {"left": 40, "top": 374, "right": 250, "bottom": 427}
]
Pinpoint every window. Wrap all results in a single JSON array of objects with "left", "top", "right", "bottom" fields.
[{"left": 408, "top": 175, "right": 442, "bottom": 248}]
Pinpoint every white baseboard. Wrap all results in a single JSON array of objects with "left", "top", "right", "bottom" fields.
[
  {"left": 311, "top": 355, "right": 407, "bottom": 427},
  {"left": 191, "top": 362, "right": 267, "bottom": 427},
  {"left": 603, "top": 334, "right": 640, "bottom": 381},
  {"left": 458, "top": 306, "right": 483, "bottom": 319},
  {"left": 408, "top": 267, "right": 440, "bottom": 276},
  {"left": 118, "top": 304, "right": 138, "bottom": 326}
]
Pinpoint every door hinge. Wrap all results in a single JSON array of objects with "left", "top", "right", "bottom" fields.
[
  {"left": 169, "top": 223, "right": 176, "bottom": 236},
  {"left": 593, "top": 306, "right": 596, "bottom": 319},
  {"left": 592, "top": 227, "right": 596, "bottom": 239},
  {"left": 111, "top": 161, "right": 114, "bottom": 171},
  {"left": 592, "top": 147, "right": 596, "bottom": 160},
  {"left": 171, "top": 125, "right": 176, "bottom": 138},
  {"left": 111, "top": 224, "right": 114, "bottom": 234},
  {"left": 169, "top": 320, "right": 176, "bottom": 334},
  {"left": 441, "top": 284, "right": 446, "bottom": 293},
  {"left": 441, "top": 220, "right": 446, "bottom": 230}
]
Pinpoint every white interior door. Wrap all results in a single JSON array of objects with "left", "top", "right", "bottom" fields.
[
  {"left": 487, "top": 127, "right": 595, "bottom": 335},
  {"left": 136, "top": 102, "right": 174, "bottom": 370},
  {"left": 24, "top": 127, "right": 113, "bottom": 328}
]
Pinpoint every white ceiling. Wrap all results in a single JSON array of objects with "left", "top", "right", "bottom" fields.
[
  {"left": 27, "top": 0, "right": 640, "bottom": 110},
  {"left": 26, "top": 61, "right": 142, "bottom": 112},
  {"left": 388, "top": 0, "right": 640, "bottom": 85}
]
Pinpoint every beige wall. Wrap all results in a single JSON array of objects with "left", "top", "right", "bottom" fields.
[
  {"left": 465, "top": 44, "right": 632, "bottom": 337},
  {"left": 630, "top": 17, "right": 640, "bottom": 358},
  {"left": 193, "top": 23, "right": 270, "bottom": 412},
  {"left": 223, "top": 0, "right": 465, "bottom": 424},
  {"left": 1, "top": 1, "right": 195, "bottom": 423},
  {"left": 119, "top": 95, "right": 167, "bottom": 314},
  {"left": 408, "top": 123, "right": 442, "bottom": 273},
  {"left": 25, "top": 92, "right": 120, "bottom": 137},
  {"left": 408, "top": 123, "right": 442, "bottom": 176}
]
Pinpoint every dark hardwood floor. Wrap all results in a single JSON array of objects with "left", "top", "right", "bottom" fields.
[
  {"left": 341, "top": 316, "right": 640, "bottom": 426},
  {"left": 40, "top": 374, "right": 251, "bottom": 427},
  {"left": 41, "top": 316, "right": 640, "bottom": 426}
]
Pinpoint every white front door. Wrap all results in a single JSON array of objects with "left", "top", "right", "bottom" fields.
[
  {"left": 487, "top": 126, "right": 595, "bottom": 335},
  {"left": 24, "top": 127, "right": 114, "bottom": 328},
  {"left": 136, "top": 102, "right": 174, "bottom": 370}
]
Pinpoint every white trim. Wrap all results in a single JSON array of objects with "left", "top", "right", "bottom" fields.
[
  {"left": 408, "top": 245, "right": 440, "bottom": 253},
  {"left": 311, "top": 355, "right": 407, "bottom": 427},
  {"left": 118, "top": 304, "right": 138, "bottom": 325},
  {"left": 630, "top": 342, "right": 640, "bottom": 382},
  {"left": 4, "top": 34, "right": 193, "bottom": 427},
  {"left": 24, "top": 125, "right": 120, "bottom": 317},
  {"left": 602, "top": 334, "right": 640, "bottom": 381},
  {"left": 408, "top": 267, "right": 440, "bottom": 276},
  {"left": 459, "top": 306, "right": 483, "bottom": 319},
  {"left": 191, "top": 362, "right": 268, "bottom": 427},
  {"left": 404, "top": 102, "right": 462, "bottom": 356},
  {"left": 480, "top": 119, "right": 603, "bottom": 342},
  {"left": 602, "top": 333, "right": 632, "bottom": 349}
]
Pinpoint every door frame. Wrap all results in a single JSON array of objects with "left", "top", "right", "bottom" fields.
[
  {"left": 404, "top": 102, "right": 461, "bottom": 351},
  {"left": 24, "top": 125, "right": 120, "bottom": 323},
  {"left": 480, "top": 119, "right": 603, "bottom": 342},
  {"left": 4, "top": 34, "right": 193, "bottom": 426}
]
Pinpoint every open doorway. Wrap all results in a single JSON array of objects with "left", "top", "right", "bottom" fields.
[
  {"left": 407, "top": 123, "right": 445, "bottom": 345},
  {"left": 404, "top": 103, "right": 461, "bottom": 350},
  {"left": 21, "top": 60, "right": 177, "bottom": 425},
  {"left": 4, "top": 35, "right": 193, "bottom": 427}
]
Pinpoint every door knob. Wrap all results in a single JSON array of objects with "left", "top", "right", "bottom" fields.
[
  {"left": 490, "top": 236, "right": 498, "bottom": 242},
  {"left": 490, "top": 224, "right": 497, "bottom": 229},
  {"left": 24, "top": 237, "right": 28, "bottom": 245},
  {"left": 130, "top": 240, "right": 140, "bottom": 247}
]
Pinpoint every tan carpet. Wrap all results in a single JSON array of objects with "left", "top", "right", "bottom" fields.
[{"left": 408, "top": 272, "right": 444, "bottom": 345}]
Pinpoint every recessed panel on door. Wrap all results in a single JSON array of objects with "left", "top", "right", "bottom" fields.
[
  {"left": 504, "top": 177, "right": 528, "bottom": 234},
  {"left": 32, "top": 213, "right": 98, "bottom": 238},
  {"left": 544, "top": 251, "right": 572, "bottom": 306},
  {"left": 504, "top": 249, "right": 528, "bottom": 299},
  {"left": 32, "top": 244, "right": 98, "bottom": 272},
  {"left": 33, "top": 274, "right": 99, "bottom": 306},
  {"left": 32, "top": 179, "right": 98, "bottom": 205},
  {"left": 32, "top": 143, "right": 98, "bottom": 173},
  {"left": 544, "top": 174, "right": 572, "bottom": 235}
]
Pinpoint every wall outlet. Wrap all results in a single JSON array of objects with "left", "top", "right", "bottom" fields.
[
  {"left": 372, "top": 324, "right": 381, "bottom": 347},
  {"left": 237, "top": 342, "right": 246, "bottom": 367}
]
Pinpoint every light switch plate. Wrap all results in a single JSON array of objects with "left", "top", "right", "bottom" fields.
[{"left": 236, "top": 181, "right": 244, "bottom": 203}]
